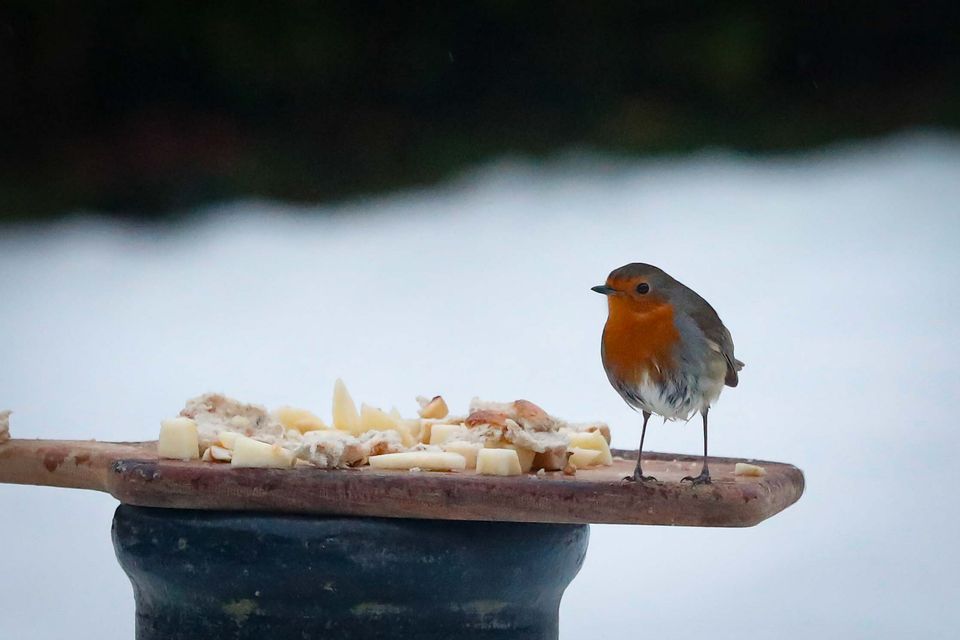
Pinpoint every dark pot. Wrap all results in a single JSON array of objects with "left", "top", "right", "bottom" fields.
[{"left": 112, "top": 505, "right": 589, "bottom": 640}]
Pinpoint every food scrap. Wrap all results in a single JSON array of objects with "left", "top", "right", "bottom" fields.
[
  {"left": 157, "top": 417, "right": 200, "bottom": 460},
  {"left": 734, "top": 462, "right": 767, "bottom": 477},
  {"left": 0, "top": 410, "right": 10, "bottom": 444},
  {"left": 157, "top": 380, "right": 612, "bottom": 476}
]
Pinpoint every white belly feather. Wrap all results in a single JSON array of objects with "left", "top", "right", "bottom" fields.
[{"left": 615, "top": 356, "right": 727, "bottom": 421}]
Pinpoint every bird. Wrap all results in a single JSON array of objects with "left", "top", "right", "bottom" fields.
[{"left": 592, "top": 263, "right": 743, "bottom": 485}]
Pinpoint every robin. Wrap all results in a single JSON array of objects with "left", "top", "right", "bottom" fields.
[{"left": 592, "top": 263, "right": 743, "bottom": 485}]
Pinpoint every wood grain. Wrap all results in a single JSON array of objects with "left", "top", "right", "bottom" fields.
[{"left": 0, "top": 439, "right": 804, "bottom": 527}]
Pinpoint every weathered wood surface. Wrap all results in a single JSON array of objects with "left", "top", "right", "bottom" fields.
[{"left": 0, "top": 439, "right": 803, "bottom": 527}]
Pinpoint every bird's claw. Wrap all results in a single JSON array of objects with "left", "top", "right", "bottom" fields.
[
  {"left": 622, "top": 474, "right": 659, "bottom": 483},
  {"left": 681, "top": 471, "right": 712, "bottom": 485}
]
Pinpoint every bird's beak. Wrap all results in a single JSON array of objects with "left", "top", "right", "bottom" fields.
[{"left": 591, "top": 284, "right": 616, "bottom": 295}]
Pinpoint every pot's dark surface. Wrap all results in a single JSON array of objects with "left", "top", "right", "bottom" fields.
[{"left": 112, "top": 506, "right": 589, "bottom": 640}]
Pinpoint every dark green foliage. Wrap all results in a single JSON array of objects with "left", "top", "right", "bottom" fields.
[{"left": 1, "top": 2, "right": 959, "bottom": 221}]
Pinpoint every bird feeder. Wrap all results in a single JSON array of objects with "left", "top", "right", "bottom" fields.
[{"left": 0, "top": 439, "right": 803, "bottom": 639}]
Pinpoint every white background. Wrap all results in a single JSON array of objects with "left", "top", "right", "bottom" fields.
[{"left": 2, "top": 133, "right": 958, "bottom": 638}]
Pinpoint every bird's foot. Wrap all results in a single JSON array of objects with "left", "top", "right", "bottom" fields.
[
  {"left": 622, "top": 473, "right": 659, "bottom": 483},
  {"left": 681, "top": 469, "right": 711, "bottom": 485}
]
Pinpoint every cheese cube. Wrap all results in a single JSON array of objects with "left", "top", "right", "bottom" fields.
[
  {"left": 476, "top": 448, "right": 523, "bottom": 476},
  {"left": 158, "top": 418, "right": 200, "bottom": 460},
  {"left": 429, "top": 423, "right": 465, "bottom": 445},
  {"left": 332, "top": 379, "right": 361, "bottom": 432},
  {"left": 218, "top": 431, "right": 240, "bottom": 450},
  {"left": 368, "top": 451, "right": 466, "bottom": 471},
  {"left": 393, "top": 422, "right": 417, "bottom": 448},
  {"left": 231, "top": 436, "right": 295, "bottom": 469},
  {"left": 360, "top": 404, "right": 398, "bottom": 431},
  {"left": 567, "top": 431, "right": 613, "bottom": 465},
  {"left": 509, "top": 446, "right": 536, "bottom": 473},
  {"left": 356, "top": 404, "right": 416, "bottom": 446},
  {"left": 734, "top": 462, "right": 767, "bottom": 477},
  {"left": 418, "top": 395, "right": 449, "bottom": 419},
  {"left": 441, "top": 441, "right": 481, "bottom": 469},
  {"left": 485, "top": 440, "right": 536, "bottom": 473},
  {"left": 275, "top": 406, "right": 327, "bottom": 432},
  {"left": 399, "top": 418, "right": 422, "bottom": 442},
  {"left": 568, "top": 447, "right": 603, "bottom": 468}
]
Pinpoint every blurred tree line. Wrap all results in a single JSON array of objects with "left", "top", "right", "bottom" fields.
[{"left": 1, "top": 2, "right": 958, "bottom": 222}]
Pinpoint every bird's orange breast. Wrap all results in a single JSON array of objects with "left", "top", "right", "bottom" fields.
[{"left": 601, "top": 298, "right": 680, "bottom": 386}]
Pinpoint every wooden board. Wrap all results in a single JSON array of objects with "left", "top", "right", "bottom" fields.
[{"left": 0, "top": 439, "right": 804, "bottom": 527}]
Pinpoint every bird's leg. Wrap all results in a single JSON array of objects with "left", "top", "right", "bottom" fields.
[
  {"left": 624, "top": 411, "right": 657, "bottom": 482},
  {"left": 682, "top": 409, "right": 712, "bottom": 485}
]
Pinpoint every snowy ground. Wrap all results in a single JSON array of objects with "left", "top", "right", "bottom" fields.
[{"left": 1, "top": 132, "right": 958, "bottom": 638}]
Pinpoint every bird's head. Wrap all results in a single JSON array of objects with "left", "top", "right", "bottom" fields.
[{"left": 591, "top": 263, "right": 675, "bottom": 316}]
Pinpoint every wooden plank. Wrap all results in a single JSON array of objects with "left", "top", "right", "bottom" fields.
[
  {"left": 0, "top": 439, "right": 153, "bottom": 491},
  {"left": 0, "top": 439, "right": 804, "bottom": 527}
]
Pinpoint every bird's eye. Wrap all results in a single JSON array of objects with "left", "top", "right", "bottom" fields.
[{"left": 636, "top": 282, "right": 650, "bottom": 294}]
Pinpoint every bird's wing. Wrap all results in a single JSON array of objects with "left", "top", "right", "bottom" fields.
[{"left": 687, "top": 298, "right": 743, "bottom": 388}]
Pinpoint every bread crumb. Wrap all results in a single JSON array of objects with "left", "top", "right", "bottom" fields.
[
  {"left": 179, "top": 393, "right": 282, "bottom": 450},
  {"left": 0, "top": 410, "right": 10, "bottom": 443},
  {"left": 408, "top": 467, "right": 422, "bottom": 473},
  {"left": 536, "top": 468, "right": 546, "bottom": 478}
]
